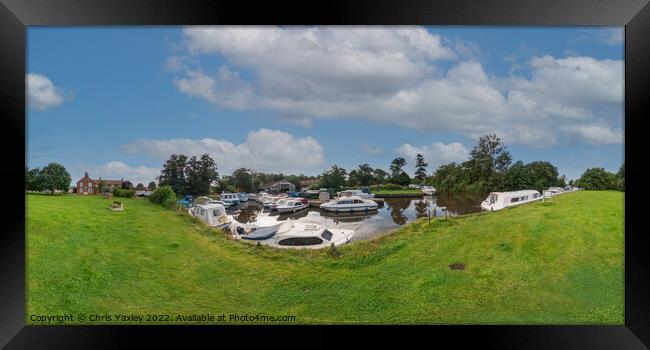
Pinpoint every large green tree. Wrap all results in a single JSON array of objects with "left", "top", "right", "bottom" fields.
[
  {"left": 231, "top": 168, "right": 253, "bottom": 192},
  {"left": 414, "top": 154, "right": 428, "bottom": 184},
  {"left": 389, "top": 157, "right": 411, "bottom": 186},
  {"left": 25, "top": 167, "right": 43, "bottom": 191},
  {"left": 148, "top": 181, "right": 157, "bottom": 190},
  {"left": 576, "top": 168, "right": 618, "bottom": 190},
  {"left": 319, "top": 165, "right": 347, "bottom": 191},
  {"left": 39, "top": 163, "right": 71, "bottom": 195},
  {"left": 431, "top": 162, "right": 468, "bottom": 194},
  {"left": 465, "top": 134, "right": 512, "bottom": 192},
  {"left": 185, "top": 154, "right": 219, "bottom": 196},
  {"left": 158, "top": 154, "right": 189, "bottom": 196},
  {"left": 372, "top": 168, "right": 388, "bottom": 185}
]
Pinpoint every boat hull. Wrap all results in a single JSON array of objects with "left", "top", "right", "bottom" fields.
[
  {"left": 321, "top": 205, "right": 378, "bottom": 212},
  {"left": 276, "top": 205, "right": 309, "bottom": 213}
]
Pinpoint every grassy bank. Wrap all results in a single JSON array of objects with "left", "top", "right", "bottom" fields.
[
  {"left": 373, "top": 189, "right": 424, "bottom": 196},
  {"left": 26, "top": 191, "right": 623, "bottom": 324}
]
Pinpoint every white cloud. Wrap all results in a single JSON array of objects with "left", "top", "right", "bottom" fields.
[
  {"left": 170, "top": 26, "right": 624, "bottom": 147},
  {"left": 394, "top": 142, "right": 469, "bottom": 172},
  {"left": 26, "top": 73, "right": 66, "bottom": 111},
  {"left": 360, "top": 144, "right": 383, "bottom": 155},
  {"left": 85, "top": 161, "right": 160, "bottom": 186},
  {"left": 562, "top": 125, "right": 623, "bottom": 144},
  {"left": 122, "top": 128, "right": 325, "bottom": 175}
]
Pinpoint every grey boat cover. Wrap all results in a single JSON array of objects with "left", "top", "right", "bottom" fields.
[{"left": 241, "top": 223, "right": 283, "bottom": 241}]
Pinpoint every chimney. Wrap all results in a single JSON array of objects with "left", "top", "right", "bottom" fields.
[{"left": 84, "top": 172, "right": 88, "bottom": 178}]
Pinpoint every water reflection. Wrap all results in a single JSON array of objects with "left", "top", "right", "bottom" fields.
[
  {"left": 414, "top": 199, "right": 430, "bottom": 219},
  {"left": 227, "top": 193, "right": 484, "bottom": 240}
]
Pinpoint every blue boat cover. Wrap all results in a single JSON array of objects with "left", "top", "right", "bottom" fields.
[{"left": 241, "top": 223, "right": 282, "bottom": 240}]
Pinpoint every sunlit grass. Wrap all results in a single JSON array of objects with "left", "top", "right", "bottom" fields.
[{"left": 26, "top": 191, "right": 624, "bottom": 324}]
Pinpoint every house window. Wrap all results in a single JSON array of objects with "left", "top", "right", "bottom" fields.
[
  {"left": 88, "top": 188, "right": 93, "bottom": 193},
  {"left": 88, "top": 183, "right": 93, "bottom": 187}
]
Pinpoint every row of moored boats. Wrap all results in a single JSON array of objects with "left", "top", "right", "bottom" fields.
[{"left": 480, "top": 186, "right": 581, "bottom": 211}]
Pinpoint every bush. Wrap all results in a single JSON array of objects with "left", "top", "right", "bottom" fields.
[
  {"left": 162, "top": 196, "right": 179, "bottom": 210},
  {"left": 149, "top": 185, "right": 177, "bottom": 204},
  {"left": 112, "top": 188, "right": 135, "bottom": 198},
  {"left": 378, "top": 183, "right": 404, "bottom": 191}
]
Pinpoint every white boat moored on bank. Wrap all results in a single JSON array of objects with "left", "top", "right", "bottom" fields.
[
  {"left": 188, "top": 203, "right": 233, "bottom": 227},
  {"left": 337, "top": 189, "right": 375, "bottom": 199},
  {"left": 481, "top": 190, "right": 542, "bottom": 211},
  {"left": 421, "top": 186, "right": 436, "bottom": 196},
  {"left": 320, "top": 195, "right": 379, "bottom": 213},
  {"left": 275, "top": 198, "right": 309, "bottom": 213}
]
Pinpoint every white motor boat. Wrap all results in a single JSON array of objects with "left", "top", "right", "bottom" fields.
[
  {"left": 263, "top": 195, "right": 288, "bottom": 209},
  {"left": 337, "top": 189, "right": 375, "bottom": 199},
  {"left": 229, "top": 215, "right": 280, "bottom": 236},
  {"left": 275, "top": 198, "right": 309, "bottom": 214},
  {"left": 320, "top": 195, "right": 379, "bottom": 213},
  {"left": 421, "top": 186, "right": 436, "bottom": 196},
  {"left": 270, "top": 220, "right": 355, "bottom": 249},
  {"left": 481, "top": 190, "right": 542, "bottom": 211},
  {"left": 188, "top": 203, "right": 233, "bottom": 227}
]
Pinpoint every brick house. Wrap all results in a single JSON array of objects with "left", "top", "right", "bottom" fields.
[{"left": 76, "top": 172, "right": 123, "bottom": 195}]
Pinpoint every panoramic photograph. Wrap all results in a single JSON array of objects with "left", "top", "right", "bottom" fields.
[{"left": 26, "top": 26, "right": 624, "bottom": 324}]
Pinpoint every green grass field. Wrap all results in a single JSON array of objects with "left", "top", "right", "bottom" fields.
[{"left": 26, "top": 191, "right": 624, "bottom": 324}]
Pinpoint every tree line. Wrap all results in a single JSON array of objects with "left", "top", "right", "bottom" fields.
[{"left": 25, "top": 135, "right": 625, "bottom": 197}]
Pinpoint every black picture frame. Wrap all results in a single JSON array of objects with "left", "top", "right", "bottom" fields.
[{"left": 2, "top": 0, "right": 648, "bottom": 348}]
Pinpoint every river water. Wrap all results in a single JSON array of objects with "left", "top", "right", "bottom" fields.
[{"left": 230, "top": 193, "right": 485, "bottom": 240}]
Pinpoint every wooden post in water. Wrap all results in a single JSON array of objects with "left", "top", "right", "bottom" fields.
[{"left": 428, "top": 209, "right": 431, "bottom": 226}]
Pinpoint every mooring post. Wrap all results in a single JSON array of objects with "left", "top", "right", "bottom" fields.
[{"left": 428, "top": 209, "right": 431, "bottom": 226}]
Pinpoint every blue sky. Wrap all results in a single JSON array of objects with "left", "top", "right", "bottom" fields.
[{"left": 27, "top": 26, "right": 624, "bottom": 185}]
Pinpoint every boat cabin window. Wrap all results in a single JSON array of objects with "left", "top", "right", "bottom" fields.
[
  {"left": 278, "top": 237, "right": 324, "bottom": 246},
  {"left": 510, "top": 197, "right": 520, "bottom": 203},
  {"left": 489, "top": 194, "right": 498, "bottom": 204},
  {"left": 294, "top": 202, "right": 302, "bottom": 206},
  {"left": 321, "top": 229, "right": 333, "bottom": 241},
  {"left": 212, "top": 209, "right": 222, "bottom": 216},
  {"left": 533, "top": 193, "right": 539, "bottom": 198}
]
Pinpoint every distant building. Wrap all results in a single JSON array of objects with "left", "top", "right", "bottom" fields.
[
  {"left": 76, "top": 172, "right": 124, "bottom": 195},
  {"left": 263, "top": 181, "right": 296, "bottom": 194}
]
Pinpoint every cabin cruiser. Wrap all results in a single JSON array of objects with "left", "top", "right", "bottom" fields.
[
  {"left": 337, "top": 189, "right": 375, "bottom": 199},
  {"left": 275, "top": 198, "right": 309, "bottom": 214},
  {"left": 270, "top": 197, "right": 290, "bottom": 210},
  {"left": 320, "top": 195, "right": 379, "bottom": 213},
  {"left": 229, "top": 215, "right": 281, "bottom": 236},
  {"left": 270, "top": 220, "right": 355, "bottom": 249},
  {"left": 481, "top": 190, "right": 542, "bottom": 211},
  {"left": 238, "top": 192, "right": 249, "bottom": 202},
  {"left": 220, "top": 192, "right": 241, "bottom": 205},
  {"left": 263, "top": 194, "right": 288, "bottom": 209},
  {"left": 232, "top": 219, "right": 355, "bottom": 249},
  {"left": 421, "top": 186, "right": 436, "bottom": 196},
  {"left": 188, "top": 203, "right": 233, "bottom": 228}
]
